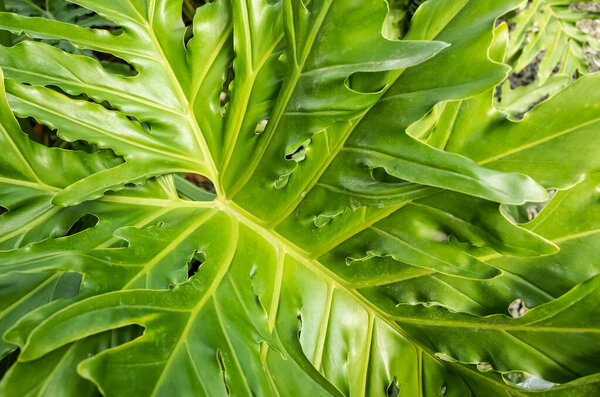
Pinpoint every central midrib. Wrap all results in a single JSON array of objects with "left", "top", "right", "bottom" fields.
[
  {"left": 133, "top": 195, "right": 414, "bottom": 339},
  {"left": 130, "top": 2, "right": 222, "bottom": 195},
  {"left": 215, "top": 198, "right": 504, "bottom": 389},
  {"left": 217, "top": 200, "right": 441, "bottom": 345},
  {"left": 225, "top": 0, "right": 335, "bottom": 199},
  {"left": 83, "top": 192, "right": 561, "bottom": 389}
]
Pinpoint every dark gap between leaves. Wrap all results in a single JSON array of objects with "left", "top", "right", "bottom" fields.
[{"left": 65, "top": 214, "right": 99, "bottom": 237}]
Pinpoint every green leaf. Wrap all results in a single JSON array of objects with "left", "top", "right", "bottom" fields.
[
  {"left": 389, "top": 273, "right": 600, "bottom": 383},
  {"left": 425, "top": 74, "right": 600, "bottom": 189},
  {"left": 2, "top": 0, "right": 600, "bottom": 396},
  {"left": 506, "top": 0, "right": 600, "bottom": 79},
  {"left": 0, "top": 0, "right": 233, "bottom": 202},
  {"left": 498, "top": 0, "right": 600, "bottom": 115},
  {"left": 0, "top": 69, "right": 119, "bottom": 251}
]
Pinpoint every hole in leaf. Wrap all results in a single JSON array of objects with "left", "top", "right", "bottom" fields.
[
  {"left": 508, "top": 298, "right": 529, "bottom": 318},
  {"left": 248, "top": 265, "right": 266, "bottom": 311},
  {"left": 386, "top": 377, "right": 400, "bottom": 397},
  {"left": 275, "top": 139, "right": 311, "bottom": 189},
  {"left": 477, "top": 362, "right": 493, "bottom": 372},
  {"left": 0, "top": 206, "right": 7, "bottom": 216},
  {"left": 504, "top": 371, "right": 528, "bottom": 385},
  {"left": 219, "top": 92, "right": 228, "bottom": 116},
  {"left": 512, "top": 95, "right": 550, "bottom": 121},
  {"left": 345, "top": 250, "right": 376, "bottom": 267},
  {"left": 285, "top": 139, "right": 310, "bottom": 161},
  {"left": 220, "top": 68, "right": 234, "bottom": 117},
  {"left": 508, "top": 50, "right": 546, "bottom": 90},
  {"left": 175, "top": 174, "right": 216, "bottom": 202},
  {"left": 254, "top": 118, "right": 269, "bottom": 135},
  {"left": 79, "top": 324, "right": 145, "bottom": 360},
  {"left": 296, "top": 310, "right": 304, "bottom": 339},
  {"left": 50, "top": 325, "right": 143, "bottom": 371},
  {"left": 505, "top": 371, "right": 556, "bottom": 390},
  {"left": 185, "top": 173, "right": 216, "bottom": 194},
  {"left": 126, "top": 115, "right": 151, "bottom": 133},
  {"left": 182, "top": 0, "right": 206, "bottom": 48},
  {"left": 65, "top": 214, "right": 99, "bottom": 237},
  {"left": 314, "top": 214, "right": 333, "bottom": 228},
  {"left": 188, "top": 251, "right": 205, "bottom": 279}
]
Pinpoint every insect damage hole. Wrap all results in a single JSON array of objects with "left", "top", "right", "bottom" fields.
[
  {"left": 187, "top": 251, "right": 206, "bottom": 279},
  {"left": 254, "top": 118, "right": 269, "bottom": 135},
  {"left": 284, "top": 138, "right": 310, "bottom": 161},
  {"left": 126, "top": 115, "right": 151, "bottom": 133},
  {"left": 296, "top": 309, "right": 304, "bottom": 340},
  {"left": 275, "top": 138, "right": 311, "bottom": 189},
  {"left": 185, "top": 173, "right": 216, "bottom": 194},
  {"left": 219, "top": 68, "right": 234, "bottom": 117},
  {"left": 508, "top": 299, "right": 529, "bottom": 318},
  {"left": 477, "top": 362, "right": 493, "bottom": 371},
  {"left": 386, "top": 377, "right": 400, "bottom": 397}
]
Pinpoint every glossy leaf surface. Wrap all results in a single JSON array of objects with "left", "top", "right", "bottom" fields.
[{"left": 1, "top": 0, "right": 600, "bottom": 396}]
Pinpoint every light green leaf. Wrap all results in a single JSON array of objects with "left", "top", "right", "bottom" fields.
[{"left": 498, "top": 0, "right": 600, "bottom": 115}]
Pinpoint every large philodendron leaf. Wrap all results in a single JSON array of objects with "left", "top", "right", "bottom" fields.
[
  {"left": 0, "top": 0, "right": 234, "bottom": 202},
  {"left": 228, "top": 0, "right": 550, "bottom": 223},
  {"left": 0, "top": 60, "right": 184, "bottom": 367},
  {"left": 326, "top": 177, "right": 600, "bottom": 386},
  {"left": 3, "top": 0, "right": 600, "bottom": 396}
]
